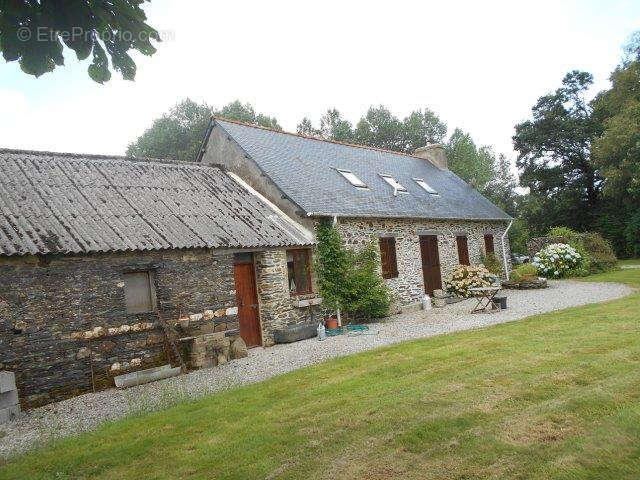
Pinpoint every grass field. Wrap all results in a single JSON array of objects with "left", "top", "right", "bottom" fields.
[
  {"left": 2, "top": 268, "right": 640, "bottom": 479},
  {"left": 619, "top": 258, "right": 640, "bottom": 266}
]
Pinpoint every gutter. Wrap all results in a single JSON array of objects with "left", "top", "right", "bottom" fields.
[{"left": 501, "top": 220, "right": 514, "bottom": 280}]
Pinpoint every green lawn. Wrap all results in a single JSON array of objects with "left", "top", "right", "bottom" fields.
[
  {"left": 619, "top": 258, "right": 640, "bottom": 266},
  {"left": 2, "top": 270, "right": 640, "bottom": 480}
]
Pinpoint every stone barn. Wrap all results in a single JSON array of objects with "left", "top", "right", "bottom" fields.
[
  {"left": 0, "top": 149, "right": 321, "bottom": 408},
  {"left": 198, "top": 118, "right": 513, "bottom": 310}
]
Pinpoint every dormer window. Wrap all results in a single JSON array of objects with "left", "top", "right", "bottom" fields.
[
  {"left": 414, "top": 178, "right": 438, "bottom": 195},
  {"left": 380, "top": 174, "right": 407, "bottom": 193},
  {"left": 337, "top": 169, "right": 367, "bottom": 188}
]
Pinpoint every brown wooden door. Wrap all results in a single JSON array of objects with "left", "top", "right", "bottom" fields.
[
  {"left": 419, "top": 235, "right": 443, "bottom": 295},
  {"left": 456, "top": 236, "right": 470, "bottom": 265},
  {"left": 233, "top": 262, "right": 262, "bottom": 347}
]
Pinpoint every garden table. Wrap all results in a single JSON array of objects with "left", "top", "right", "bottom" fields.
[{"left": 468, "top": 286, "right": 502, "bottom": 313}]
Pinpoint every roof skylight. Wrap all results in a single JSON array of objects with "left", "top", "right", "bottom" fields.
[
  {"left": 380, "top": 174, "right": 407, "bottom": 193},
  {"left": 337, "top": 169, "right": 367, "bottom": 188},
  {"left": 414, "top": 178, "right": 438, "bottom": 195}
]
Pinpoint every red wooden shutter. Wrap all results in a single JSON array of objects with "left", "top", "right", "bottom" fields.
[
  {"left": 456, "top": 236, "right": 470, "bottom": 265},
  {"left": 379, "top": 238, "right": 389, "bottom": 278},
  {"left": 379, "top": 237, "right": 398, "bottom": 279},
  {"left": 388, "top": 237, "right": 398, "bottom": 277},
  {"left": 484, "top": 234, "right": 495, "bottom": 254}
]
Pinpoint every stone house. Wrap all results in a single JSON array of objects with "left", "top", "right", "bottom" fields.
[
  {"left": 0, "top": 149, "right": 321, "bottom": 407},
  {"left": 198, "top": 118, "right": 513, "bottom": 310}
]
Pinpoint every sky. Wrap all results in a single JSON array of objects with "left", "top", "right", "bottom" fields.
[{"left": 1, "top": 0, "right": 639, "bottom": 169}]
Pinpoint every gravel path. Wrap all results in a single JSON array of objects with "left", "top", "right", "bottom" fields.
[{"left": 0, "top": 279, "right": 633, "bottom": 458}]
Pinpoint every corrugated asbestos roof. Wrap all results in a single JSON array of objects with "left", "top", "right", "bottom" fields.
[
  {"left": 0, "top": 149, "right": 312, "bottom": 256},
  {"left": 208, "top": 119, "right": 512, "bottom": 221}
]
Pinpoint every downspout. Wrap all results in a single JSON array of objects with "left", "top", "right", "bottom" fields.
[
  {"left": 332, "top": 215, "right": 342, "bottom": 326},
  {"left": 501, "top": 220, "right": 514, "bottom": 280}
]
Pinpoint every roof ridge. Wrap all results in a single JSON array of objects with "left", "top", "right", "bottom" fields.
[
  {"left": 0, "top": 148, "right": 212, "bottom": 169},
  {"left": 212, "top": 116, "right": 430, "bottom": 161}
]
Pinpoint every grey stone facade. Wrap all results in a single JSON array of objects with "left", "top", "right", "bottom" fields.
[
  {"left": 255, "top": 249, "right": 323, "bottom": 346},
  {"left": 333, "top": 217, "right": 512, "bottom": 307},
  {"left": 0, "top": 246, "right": 318, "bottom": 407},
  {"left": 0, "top": 249, "right": 239, "bottom": 407}
]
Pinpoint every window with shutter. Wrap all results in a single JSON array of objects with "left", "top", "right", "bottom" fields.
[
  {"left": 286, "top": 249, "right": 312, "bottom": 295},
  {"left": 456, "top": 236, "right": 470, "bottom": 265},
  {"left": 123, "top": 271, "right": 156, "bottom": 314},
  {"left": 484, "top": 234, "right": 495, "bottom": 254},
  {"left": 379, "top": 237, "right": 398, "bottom": 279}
]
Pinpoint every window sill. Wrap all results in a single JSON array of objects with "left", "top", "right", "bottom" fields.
[{"left": 291, "top": 296, "right": 323, "bottom": 308}]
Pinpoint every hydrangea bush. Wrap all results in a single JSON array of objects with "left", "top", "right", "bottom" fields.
[
  {"left": 445, "top": 264, "right": 493, "bottom": 298},
  {"left": 531, "top": 243, "right": 581, "bottom": 278}
]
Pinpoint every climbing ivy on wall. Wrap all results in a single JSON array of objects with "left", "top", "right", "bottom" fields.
[{"left": 315, "top": 220, "right": 390, "bottom": 320}]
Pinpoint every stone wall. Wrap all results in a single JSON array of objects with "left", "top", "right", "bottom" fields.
[
  {"left": 254, "top": 250, "right": 323, "bottom": 346},
  {"left": 0, "top": 248, "right": 238, "bottom": 408},
  {"left": 334, "top": 217, "right": 512, "bottom": 307}
]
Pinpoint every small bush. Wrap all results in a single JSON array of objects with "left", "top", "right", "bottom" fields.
[
  {"left": 511, "top": 264, "right": 539, "bottom": 283},
  {"left": 445, "top": 264, "right": 493, "bottom": 298},
  {"left": 581, "top": 232, "right": 617, "bottom": 273},
  {"left": 547, "top": 227, "right": 590, "bottom": 276},
  {"left": 548, "top": 226, "right": 617, "bottom": 274},
  {"left": 343, "top": 243, "right": 391, "bottom": 319},
  {"left": 532, "top": 243, "right": 582, "bottom": 278},
  {"left": 480, "top": 252, "right": 503, "bottom": 275}
]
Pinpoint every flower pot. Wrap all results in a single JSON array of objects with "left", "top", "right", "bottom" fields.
[{"left": 325, "top": 317, "right": 339, "bottom": 330}]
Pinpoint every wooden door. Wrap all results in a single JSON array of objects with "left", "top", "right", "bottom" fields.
[
  {"left": 456, "top": 236, "right": 470, "bottom": 265},
  {"left": 419, "top": 235, "right": 443, "bottom": 295},
  {"left": 233, "top": 262, "right": 262, "bottom": 347}
]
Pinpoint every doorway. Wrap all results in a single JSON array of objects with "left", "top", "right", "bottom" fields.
[
  {"left": 419, "top": 235, "right": 443, "bottom": 295},
  {"left": 233, "top": 254, "right": 262, "bottom": 347}
]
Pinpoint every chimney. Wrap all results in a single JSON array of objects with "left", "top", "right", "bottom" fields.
[{"left": 413, "top": 144, "right": 448, "bottom": 170}]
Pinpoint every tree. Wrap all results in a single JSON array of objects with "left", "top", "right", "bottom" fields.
[
  {"left": 296, "top": 109, "right": 354, "bottom": 142},
  {"left": 314, "top": 220, "right": 351, "bottom": 312},
  {"left": 127, "top": 99, "right": 212, "bottom": 161},
  {"left": 0, "top": 0, "right": 159, "bottom": 83},
  {"left": 353, "top": 105, "right": 405, "bottom": 151},
  {"left": 402, "top": 108, "right": 448, "bottom": 152},
  {"left": 591, "top": 48, "right": 640, "bottom": 255},
  {"left": 446, "top": 128, "right": 497, "bottom": 191},
  {"left": 217, "top": 101, "right": 282, "bottom": 130},
  {"left": 127, "top": 99, "right": 281, "bottom": 161},
  {"left": 296, "top": 117, "right": 319, "bottom": 137},
  {"left": 513, "top": 71, "right": 603, "bottom": 234}
]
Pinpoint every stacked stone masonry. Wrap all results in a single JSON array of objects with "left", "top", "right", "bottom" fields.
[
  {"left": 334, "top": 217, "right": 512, "bottom": 307},
  {"left": 254, "top": 250, "right": 323, "bottom": 346},
  {"left": 0, "top": 248, "right": 238, "bottom": 408}
]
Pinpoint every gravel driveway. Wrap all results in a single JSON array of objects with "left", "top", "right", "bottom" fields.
[{"left": 0, "top": 279, "right": 633, "bottom": 458}]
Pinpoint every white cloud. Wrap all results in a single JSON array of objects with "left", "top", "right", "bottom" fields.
[{"left": 1, "top": 0, "right": 639, "bottom": 169}]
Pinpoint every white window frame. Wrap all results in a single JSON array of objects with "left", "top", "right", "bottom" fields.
[
  {"left": 413, "top": 178, "right": 439, "bottom": 195},
  {"left": 337, "top": 169, "right": 367, "bottom": 189},
  {"left": 380, "top": 174, "right": 407, "bottom": 193}
]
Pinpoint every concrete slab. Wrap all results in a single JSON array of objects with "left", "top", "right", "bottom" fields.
[
  {"left": 0, "top": 389, "right": 18, "bottom": 409},
  {"left": 0, "top": 371, "right": 16, "bottom": 393},
  {"left": 0, "top": 404, "right": 20, "bottom": 424},
  {"left": 114, "top": 364, "right": 182, "bottom": 389}
]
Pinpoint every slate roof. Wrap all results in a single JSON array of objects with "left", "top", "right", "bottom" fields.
[
  {"left": 0, "top": 149, "right": 312, "bottom": 257},
  {"left": 207, "top": 118, "right": 511, "bottom": 221}
]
